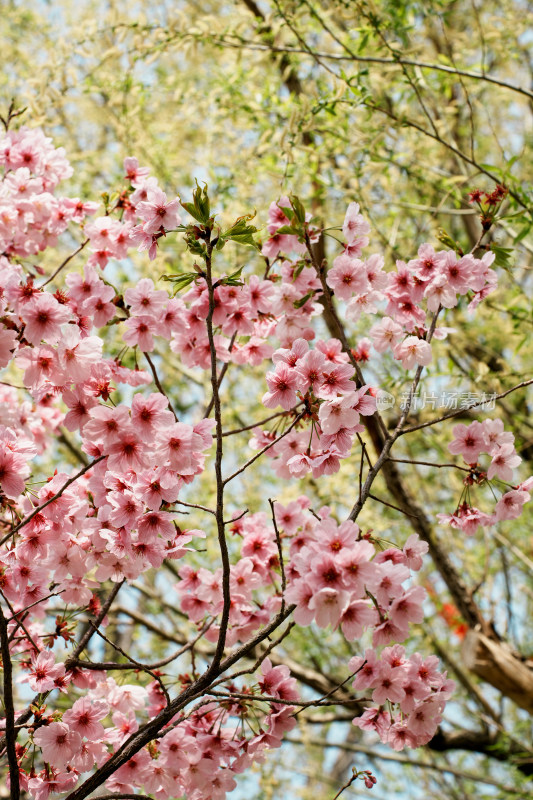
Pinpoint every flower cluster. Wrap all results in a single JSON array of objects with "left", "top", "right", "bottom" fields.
[
  {"left": 275, "top": 504, "right": 452, "bottom": 748},
  {"left": 438, "top": 419, "right": 532, "bottom": 534},
  {"left": 23, "top": 662, "right": 298, "bottom": 800},
  {"left": 0, "top": 126, "right": 88, "bottom": 259},
  {"left": 256, "top": 337, "right": 376, "bottom": 478},
  {"left": 351, "top": 647, "right": 453, "bottom": 750}
]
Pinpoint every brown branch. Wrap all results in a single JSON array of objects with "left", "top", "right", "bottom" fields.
[
  {"left": 215, "top": 35, "right": 533, "bottom": 101},
  {"left": 0, "top": 604, "right": 20, "bottom": 800},
  {"left": 222, "top": 406, "right": 301, "bottom": 436},
  {"left": 202, "top": 234, "right": 231, "bottom": 677}
]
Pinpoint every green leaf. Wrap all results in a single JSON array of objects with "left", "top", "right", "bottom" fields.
[
  {"left": 513, "top": 223, "right": 532, "bottom": 245},
  {"left": 180, "top": 180, "right": 212, "bottom": 224},
  {"left": 225, "top": 233, "right": 259, "bottom": 248},
  {"left": 221, "top": 216, "right": 259, "bottom": 248},
  {"left": 180, "top": 201, "right": 202, "bottom": 221},
  {"left": 274, "top": 225, "right": 301, "bottom": 235},
  {"left": 161, "top": 271, "right": 199, "bottom": 294},
  {"left": 436, "top": 228, "right": 463, "bottom": 254},
  {"left": 490, "top": 245, "right": 514, "bottom": 268},
  {"left": 221, "top": 265, "right": 245, "bottom": 286},
  {"left": 293, "top": 291, "right": 314, "bottom": 308},
  {"left": 279, "top": 203, "right": 294, "bottom": 221},
  {"left": 289, "top": 194, "right": 306, "bottom": 224}
]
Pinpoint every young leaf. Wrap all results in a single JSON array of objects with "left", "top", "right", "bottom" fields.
[{"left": 289, "top": 194, "right": 306, "bottom": 224}]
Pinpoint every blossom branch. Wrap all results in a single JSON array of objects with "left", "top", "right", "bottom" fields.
[
  {"left": 203, "top": 235, "right": 231, "bottom": 676},
  {"left": 1, "top": 455, "right": 106, "bottom": 546}
]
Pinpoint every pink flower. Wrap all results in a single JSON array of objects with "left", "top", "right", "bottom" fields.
[
  {"left": 136, "top": 188, "right": 181, "bottom": 234},
  {"left": 402, "top": 534, "right": 428, "bottom": 571},
  {"left": 295, "top": 349, "right": 327, "bottom": 394},
  {"left": 386, "top": 722, "right": 419, "bottom": 751},
  {"left": 107, "top": 426, "right": 149, "bottom": 472},
  {"left": 327, "top": 254, "right": 368, "bottom": 299},
  {"left": 137, "top": 511, "right": 177, "bottom": 541},
  {"left": 259, "top": 658, "right": 299, "bottom": 701},
  {"left": 83, "top": 405, "right": 129, "bottom": 447},
  {"left": 124, "top": 277, "right": 168, "bottom": 316},
  {"left": 62, "top": 697, "right": 108, "bottom": 740},
  {"left": 108, "top": 490, "right": 143, "bottom": 529},
  {"left": 33, "top": 722, "right": 82, "bottom": 768},
  {"left": 487, "top": 443, "right": 521, "bottom": 480},
  {"left": 21, "top": 650, "right": 65, "bottom": 692},
  {"left": 481, "top": 418, "right": 514, "bottom": 454},
  {"left": 123, "top": 315, "right": 157, "bottom": 351},
  {"left": 367, "top": 561, "right": 410, "bottom": 605},
  {"left": 448, "top": 421, "right": 486, "bottom": 464},
  {"left": 318, "top": 395, "right": 360, "bottom": 435},
  {"left": 372, "top": 663, "right": 406, "bottom": 704},
  {"left": 0, "top": 326, "right": 17, "bottom": 367},
  {"left": 57, "top": 326, "right": 102, "bottom": 382},
  {"left": 393, "top": 336, "right": 432, "bottom": 370},
  {"left": 232, "top": 337, "right": 274, "bottom": 366},
  {"left": 246, "top": 274, "right": 274, "bottom": 313},
  {"left": 424, "top": 274, "right": 457, "bottom": 311},
  {"left": 495, "top": 489, "right": 530, "bottom": 521},
  {"left": 22, "top": 293, "right": 71, "bottom": 345},
  {"left": 28, "top": 770, "right": 78, "bottom": 800},
  {"left": 310, "top": 553, "right": 344, "bottom": 591},
  {"left": 308, "top": 587, "right": 348, "bottom": 628},
  {"left": 339, "top": 540, "right": 376, "bottom": 596},
  {"left": 0, "top": 445, "right": 30, "bottom": 498},
  {"left": 342, "top": 202, "right": 370, "bottom": 247},
  {"left": 315, "top": 362, "right": 355, "bottom": 399},
  {"left": 389, "top": 586, "right": 426, "bottom": 628},
  {"left": 339, "top": 600, "right": 377, "bottom": 639},
  {"left": 352, "top": 707, "right": 391, "bottom": 737},
  {"left": 406, "top": 698, "right": 442, "bottom": 741},
  {"left": 157, "top": 422, "right": 194, "bottom": 472},
  {"left": 262, "top": 363, "right": 299, "bottom": 409},
  {"left": 124, "top": 156, "right": 150, "bottom": 186},
  {"left": 131, "top": 392, "right": 174, "bottom": 435},
  {"left": 369, "top": 316, "right": 403, "bottom": 352},
  {"left": 349, "top": 649, "right": 381, "bottom": 690}
]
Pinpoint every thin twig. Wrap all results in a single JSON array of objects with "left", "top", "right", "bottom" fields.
[
  {"left": 268, "top": 498, "right": 286, "bottom": 606},
  {"left": 222, "top": 406, "right": 301, "bottom": 436},
  {"left": 40, "top": 239, "right": 89, "bottom": 288},
  {"left": 223, "top": 413, "right": 304, "bottom": 485},
  {"left": 144, "top": 351, "right": 178, "bottom": 420}
]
